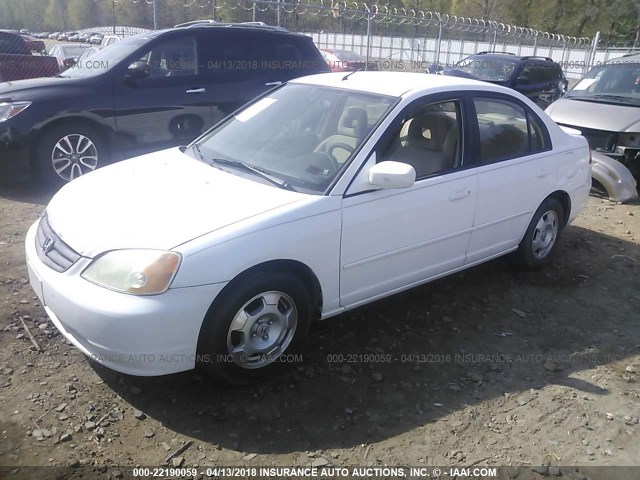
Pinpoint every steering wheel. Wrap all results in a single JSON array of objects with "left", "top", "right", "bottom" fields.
[{"left": 327, "top": 142, "right": 355, "bottom": 169}]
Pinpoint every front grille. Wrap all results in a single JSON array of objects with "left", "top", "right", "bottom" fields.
[
  {"left": 560, "top": 124, "right": 618, "bottom": 150},
  {"left": 35, "top": 215, "right": 81, "bottom": 272}
]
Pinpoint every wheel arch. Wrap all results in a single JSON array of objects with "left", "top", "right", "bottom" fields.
[
  {"left": 196, "top": 259, "right": 324, "bottom": 351},
  {"left": 546, "top": 190, "right": 571, "bottom": 227},
  {"left": 29, "top": 116, "right": 112, "bottom": 169}
]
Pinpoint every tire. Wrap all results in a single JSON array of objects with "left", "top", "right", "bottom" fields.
[
  {"left": 36, "top": 123, "right": 107, "bottom": 185},
  {"left": 197, "top": 271, "right": 311, "bottom": 385},
  {"left": 513, "top": 197, "right": 564, "bottom": 269}
]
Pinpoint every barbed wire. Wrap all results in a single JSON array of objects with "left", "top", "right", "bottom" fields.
[{"left": 94, "top": 0, "right": 593, "bottom": 46}]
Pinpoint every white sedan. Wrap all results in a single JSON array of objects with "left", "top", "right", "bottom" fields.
[{"left": 26, "top": 72, "right": 591, "bottom": 384}]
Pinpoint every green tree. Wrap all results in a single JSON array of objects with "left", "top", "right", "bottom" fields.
[
  {"left": 0, "top": 0, "right": 18, "bottom": 29},
  {"left": 44, "top": 0, "right": 68, "bottom": 31},
  {"left": 67, "top": 0, "right": 101, "bottom": 29}
]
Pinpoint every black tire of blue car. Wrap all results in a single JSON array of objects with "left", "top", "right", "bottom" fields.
[
  {"left": 197, "top": 270, "right": 312, "bottom": 385},
  {"left": 36, "top": 123, "right": 107, "bottom": 185},
  {"left": 514, "top": 197, "right": 564, "bottom": 269}
]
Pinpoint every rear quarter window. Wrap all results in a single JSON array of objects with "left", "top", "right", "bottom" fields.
[{"left": 257, "top": 35, "right": 326, "bottom": 75}]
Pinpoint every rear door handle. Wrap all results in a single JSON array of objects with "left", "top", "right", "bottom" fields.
[
  {"left": 537, "top": 169, "right": 551, "bottom": 178},
  {"left": 265, "top": 81, "right": 283, "bottom": 86},
  {"left": 186, "top": 88, "right": 206, "bottom": 94},
  {"left": 449, "top": 188, "right": 471, "bottom": 201}
]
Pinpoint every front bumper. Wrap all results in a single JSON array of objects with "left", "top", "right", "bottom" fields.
[
  {"left": 0, "top": 123, "right": 32, "bottom": 180},
  {"left": 25, "top": 220, "right": 226, "bottom": 376}
]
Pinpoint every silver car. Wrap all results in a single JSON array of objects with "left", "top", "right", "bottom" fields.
[{"left": 545, "top": 54, "right": 640, "bottom": 202}]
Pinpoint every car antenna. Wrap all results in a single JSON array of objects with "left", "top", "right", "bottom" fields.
[{"left": 342, "top": 68, "right": 363, "bottom": 81}]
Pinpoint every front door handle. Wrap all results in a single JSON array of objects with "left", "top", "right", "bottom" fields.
[
  {"left": 265, "top": 81, "right": 283, "bottom": 86},
  {"left": 186, "top": 88, "right": 206, "bottom": 94},
  {"left": 449, "top": 188, "right": 471, "bottom": 201}
]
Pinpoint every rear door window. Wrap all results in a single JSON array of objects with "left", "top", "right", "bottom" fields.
[
  {"left": 202, "top": 31, "right": 260, "bottom": 81},
  {"left": 473, "top": 97, "right": 550, "bottom": 163}
]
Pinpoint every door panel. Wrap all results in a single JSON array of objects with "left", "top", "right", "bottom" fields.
[
  {"left": 340, "top": 170, "right": 477, "bottom": 306},
  {"left": 112, "top": 34, "right": 213, "bottom": 155},
  {"left": 466, "top": 154, "right": 556, "bottom": 263},
  {"left": 465, "top": 96, "right": 556, "bottom": 263}
]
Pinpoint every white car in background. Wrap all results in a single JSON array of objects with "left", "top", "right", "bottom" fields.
[
  {"left": 25, "top": 72, "right": 591, "bottom": 384},
  {"left": 100, "top": 34, "right": 122, "bottom": 48},
  {"left": 48, "top": 43, "right": 92, "bottom": 70}
]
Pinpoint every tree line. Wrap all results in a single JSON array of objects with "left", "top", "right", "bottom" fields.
[{"left": 0, "top": 0, "right": 638, "bottom": 45}]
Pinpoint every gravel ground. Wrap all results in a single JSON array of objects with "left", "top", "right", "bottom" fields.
[{"left": 0, "top": 183, "right": 639, "bottom": 480}]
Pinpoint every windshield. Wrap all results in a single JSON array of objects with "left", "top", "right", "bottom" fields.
[
  {"left": 333, "top": 50, "right": 366, "bottom": 62},
  {"left": 567, "top": 62, "right": 640, "bottom": 105},
  {"left": 194, "top": 83, "right": 397, "bottom": 194},
  {"left": 453, "top": 56, "right": 519, "bottom": 81},
  {"left": 62, "top": 35, "right": 150, "bottom": 78},
  {"left": 59, "top": 45, "right": 90, "bottom": 57}
]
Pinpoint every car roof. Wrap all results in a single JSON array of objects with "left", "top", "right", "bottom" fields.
[
  {"left": 465, "top": 52, "right": 556, "bottom": 63},
  {"left": 291, "top": 71, "right": 509, "bottom": 97},
  {"left": 611, "top": 53, "right": 640, "bottom": 63}
]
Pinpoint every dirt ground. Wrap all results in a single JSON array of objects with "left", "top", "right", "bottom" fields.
[{"left": 0, "top": 183, "right": 639, "bottom": 480}]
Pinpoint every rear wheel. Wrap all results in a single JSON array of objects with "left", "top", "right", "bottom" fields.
[
  {"left": 197, "top": 271, "right": 311, "bottom": 385},
  {"left": 513, "top": 197, "right": 564, "bottom": 268},
  {"left": 36, "top": 123, "right": 107, "bottom": 185}
]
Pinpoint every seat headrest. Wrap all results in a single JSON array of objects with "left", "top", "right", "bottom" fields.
[
  {"left": 407, "top": 113, "right": 453, "bottom": 151},
  {"left": 338, "top": 107, "right": 368, "bottom": 139}
]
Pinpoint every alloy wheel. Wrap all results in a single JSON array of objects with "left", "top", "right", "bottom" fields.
[{"left": 51, "top": 134, "right": 99, "bottom": 181}]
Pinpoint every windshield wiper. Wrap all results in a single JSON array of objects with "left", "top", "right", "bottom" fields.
[
  {"left": 592, "top": 94, "right": 635, "bottom": 102},
  {"left": 571, "top": 94, "right": 636, "bottom": 103},
  {"left": 209, "top": 157, "right": 297, "bottom": 192}
]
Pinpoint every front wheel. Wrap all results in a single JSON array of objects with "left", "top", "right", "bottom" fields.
[
  {"left": 36, "top": 123, "right": 107, "bottom": 185},
  {"left": 513, "top": 197, "right": 564, "bottom": 268},
  {"left": 197, "top": 271, "right": 311, "bottom": 385}
]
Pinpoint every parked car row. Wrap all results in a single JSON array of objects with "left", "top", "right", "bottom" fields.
[{"left": 32, "top": 31, "right": 107, "bottom": 45}]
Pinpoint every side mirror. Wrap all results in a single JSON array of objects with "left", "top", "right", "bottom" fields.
[
  {"left": 368, "top": 161, "right": 416, "bottom": 189},
  {"left": 426, "top": 64, "right": 443, "bottom": 74},
  {"left": 126, "top": 61, "right": 150, "bottom": 79}
]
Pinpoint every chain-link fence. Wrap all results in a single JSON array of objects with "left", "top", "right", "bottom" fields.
[{"left": 17, "top": 0, "right": 640, "bottom": 80}]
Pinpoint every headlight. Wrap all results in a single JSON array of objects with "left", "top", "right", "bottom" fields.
[
  {"left": 81, "top": 250, "right": 182, "bottom": 295},
  {"left": 0, "top": 101, "right": 31, "bottom": 123}
]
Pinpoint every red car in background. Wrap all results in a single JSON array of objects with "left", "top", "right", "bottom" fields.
[
  {"left": 20, "top": 34, "right": 47, "bottom": 54},
  {"left": 320, "top": 48, "right": 378, "bottom": 72},
  {"left": 0, "top": 30, "right": 59, "bottom": 82}
]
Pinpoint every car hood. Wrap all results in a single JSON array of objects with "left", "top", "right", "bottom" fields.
[
  {"left": 0, "top": 75, "right": 84, "bottom": 100},
  {"left": 545, "top": 97, "right": 640, "bottom": 132},
  {"left": 45, "top": 148, "right": 308, "bottom": 258}
]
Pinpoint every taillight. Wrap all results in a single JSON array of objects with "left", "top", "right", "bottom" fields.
[{"left": 589, "top": 149, "right": 593, "bottom": 164}]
